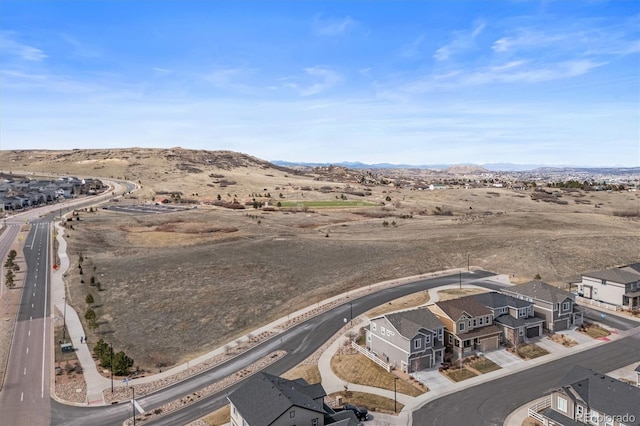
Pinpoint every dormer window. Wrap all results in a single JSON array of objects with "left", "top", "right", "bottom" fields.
[{"left": 459, "top": 322, "right": 465, "bottom": 331}]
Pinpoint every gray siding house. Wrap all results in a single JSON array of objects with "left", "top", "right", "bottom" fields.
[
  {"left": 367, "top": 307, "right": 445, "bottom": 373},
  {"left": 536, "top": 366, "right": 640, "bottom": 426},
  {"left": 227, "top": 372, "right": 359, "bottom": 426},
  {"left": 501, "top": 281, "right": 583, "bottom": 332},
  {"left": 473, "top": 292, "right": 545, "bottom": 344},
  {"left": 428, "top": 296, "right": 502, "bottom": 359},
  {"left": 578, "top": 264, "right": 640, "bottom": 311}
]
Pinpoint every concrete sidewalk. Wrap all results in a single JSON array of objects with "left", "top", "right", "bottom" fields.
[{"left": 51, "top": 222, "right": 111, "bottom": 405}]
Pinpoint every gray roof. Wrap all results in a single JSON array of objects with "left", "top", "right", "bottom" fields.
[
  {"left": 635, "top": 364, "right": 640, "bottom": 373},
  {"left": 383, "top": 308, "right": 443, "bottom": 339},
  {"left": 435, "top": 295, "right": 493, "bottom": 320},
  {"left": 541, "top": 407, "right": 584, "bottom": 426},
  {"left": 502, "top": 281, "right": 573, "bottom": 304},
  {"left": 584, "top": 267, "right": 640, "bottom": 284},
  {"left": 473, "top": 292, "right": 531, "bottom": 309},
  {"left": 624, "top": 263, "right": 640, "bottom": 274},
  {"left": 227, "top": 373, "right": 327, "bottom": 425},
  {"left": 556, "top": 366, "right": 640, "bottom": 421},
  {"left": 494, "top": 314, "right": 544, "bottom": 329}
]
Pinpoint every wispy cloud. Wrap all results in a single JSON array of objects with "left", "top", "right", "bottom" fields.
[
  {"left": 312, "top": 15, "right": 359, "bottom": 36},
  {"left": 1, "top": 32, "right": 47, "bottom": 61},
  {"left": 285, "top": 67, "right": 343, "bottom": 96},
  {"left": 204, "top": 67, "right": 255, "bottom": 93},
  {"left": 433, "top": 20, "right": 486, "bottom": 62}
]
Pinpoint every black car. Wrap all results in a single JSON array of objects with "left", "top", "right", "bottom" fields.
[{"left": 343, "top": 404, "right": 368, "bottom": 421}]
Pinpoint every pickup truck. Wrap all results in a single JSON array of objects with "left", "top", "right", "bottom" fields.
[{"left": 335, "top": 404, "right": 368, "bottom": 421}]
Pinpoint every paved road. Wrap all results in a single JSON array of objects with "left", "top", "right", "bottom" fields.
[
  {"left": 50, "top": 271, "right": 500, "bottom": 425},
  {"left": 413, "top": 332, "right": 640, "bottom": 426},
  {"left": 0, "top": 221, "right": 52, "bottom": 426}
]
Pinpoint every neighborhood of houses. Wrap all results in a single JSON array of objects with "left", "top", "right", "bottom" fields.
[
  {"left": 0, "top": 175, "right": 104, "bottom": 212},
  {"left": 227, "top": 265, "right": 640, "bottom": 426}
]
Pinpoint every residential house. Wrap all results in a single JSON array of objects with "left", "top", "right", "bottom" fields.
[
  {"left": 227, "top": 372, "right": 358, "bottom": 426},
  {"left": 473, "top": 292, "right": 545, "bottom": 344},
  {"left": 428, "top": 184, "right": 447, "bottom": 190},
  {"left": 535, "top": 366, "right": 640, "bottom": 426},
  {"left": 367, "top": 307, "right": 445, "bottom": 373},
  {"left": 577, "top": 264, "right": 640, "bottom": 310},
  {"left": 502, "top": 281, "right": 583, "bottom": 332},
  {"left": 427, "top": 296, "right": 502, "bottom": 358}
]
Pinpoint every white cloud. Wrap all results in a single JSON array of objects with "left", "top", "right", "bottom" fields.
[
  {"left": 1, "top": 33, "right": 47, "bottom": 61},
  {"left": 433, "top": 20, "right": 486, "bottom": 62},
  {"left": 312, "top": 15, "right": 359, "bottom": 36},
  {"left": 285, "top": 67, "right": 343, "bottom": 96},
  {"left": 204, "top": 67, "right": 255, "bottom": 92}
]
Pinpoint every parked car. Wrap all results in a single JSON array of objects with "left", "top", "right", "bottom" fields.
[{"left": 342, "top": 404, "right": 368, "bottom": 421}]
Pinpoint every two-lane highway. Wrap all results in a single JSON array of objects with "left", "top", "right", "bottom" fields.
[{"left": 0, "top": 221, "right": 52, "bottom": 426}]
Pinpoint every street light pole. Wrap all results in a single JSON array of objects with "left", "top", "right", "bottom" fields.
[
  {"left": 394, "top": 377, "right": 398, "bottom": 413},
  {"left": 132, "top": 386, "right": 136, "bottom": 426},
  {"left": 110, "top": 343, "right": 114, "bottom": 393},
  {"left": 62, "top": 296, "right": 67, "bottom": 341},
  {"left": 349, "top": 302, "right": 353, "bottom": 325}
]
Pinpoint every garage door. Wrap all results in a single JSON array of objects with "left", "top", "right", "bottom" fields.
[
  {"left": 526, "top": 326, "right": 540, "bottom": 338},
  {"left": 479, "top": 336, "right": 499, "bottom": 351}
]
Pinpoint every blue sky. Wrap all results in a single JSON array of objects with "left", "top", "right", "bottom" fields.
[{"left": 1, "top": 1, "right": 639, "bottom": 166}]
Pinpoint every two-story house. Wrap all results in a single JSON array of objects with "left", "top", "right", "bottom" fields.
[
  {"left": 473, "top": 292, "right": 545, "bottom": 344},
  {"left": 501, "top": 281, "right": 583, "bottom": 332},
  {"left": 578, "top": 264, "right": 640, "bottom": 310},
  {"left": 227, "top": 372, "right": 360, "bottom": 426},
  {"left": 535, "top": 366, "right": 640, "bottom": 426},
  {"left": 427, "top": 296, "right": 502, "bottom": 359},
  {"left": 367, "top": 307, "right": 445, "bottom": 373}
]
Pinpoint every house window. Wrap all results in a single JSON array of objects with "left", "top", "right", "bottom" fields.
[
  {"left": 425, "top": 335, "right": 431, "bottom": 344},
  {"left": 290, "top": 410, "right": 295, "bottom": 418},
  {"left": 381, "top": 326, "right": 385, "bottom": 335},
  {"left": 576, "top": 405, "right": 583, "bottom": 418},
  {"left": 312, "top": 419, "right": 319, "bottom": 426},
  {"left": 372, "top": 323, "right": 377, "bottom": 331},
  {"left": 479, "top": 317, "right": 484, "bottom": 325},
  {"left": 459, "top": 322, "right": 465, "bottom": 331},
  {"left": 414, "top": 339, "right": 421, "bottom": 349},
  {"left": 590, "top": 410, "right": 599, "bottom": 424},
  {"left": 601, "top": 279, "right": 606, "bottom": 286},
  {"left": 448, "top": 335, "right": 453, "bottom": 344},
  {"left": 472, "top": 319, "right": 477, "bottom": 327},
  {"left": 562, "top": 302, "right": 570, "bottom": 311},
  {"left": 557, "top": 396, "right": 567, "bottom": 413},
  {"left": 604, "top": 416, "right": 614, "bottom": 426}
]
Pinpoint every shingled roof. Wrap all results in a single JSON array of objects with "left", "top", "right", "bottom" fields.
[
  {"left": 383, "top": 308, "right": 443, "bottom": 339},
  {"left": 556, "top": 366, "right": 640, "bottom": 422},
  {"left": 435, "top": 295, "right": 492, "bottom": 320},
  {"left": 473, "top": 291, "right": 531, "bottom": 309},
  {"left": 583, "top": 267, "right": 640, "bottom": 284},
  {"left": 227, "top": 372, "right": 327, "bottom": 426},
  {"left": 502, "top": 281, "right": 573, "bottom": 304}
]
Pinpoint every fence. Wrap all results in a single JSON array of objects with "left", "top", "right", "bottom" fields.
[
  {"left": 575, "top": 296, "right": 621, "bottom": 311},
  {"left": 527, "top": 396, "right": 551, "bottom": 425},
  {"left": 350, "top": 342, "right": 391, "bottom": 372}
]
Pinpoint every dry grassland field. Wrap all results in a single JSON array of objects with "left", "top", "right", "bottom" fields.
[{"left": 1, "top": 149, "right": 639, "bottom": 372}]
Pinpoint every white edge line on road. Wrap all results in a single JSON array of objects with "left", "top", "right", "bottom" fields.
[
  {"left": 42, "top": 223, "right": 49, "bottom": 398},
  {"left": 28, "top": 330, "right": 30, "bottom": 336},
  {"left": 21, "top": 392, "right": 24, "bottom": 402},
  {"left": 26, "top": 347, "right": 29, "bottom": 354},
  {"left": 29, "top": 225, "right": 37, "bottom": 248}
]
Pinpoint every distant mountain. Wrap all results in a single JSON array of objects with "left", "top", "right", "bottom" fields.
[{"left": 271, "top": 160, "right": 639, "bottom": 173}]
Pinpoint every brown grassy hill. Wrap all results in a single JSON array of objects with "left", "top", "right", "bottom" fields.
[{"left": 2, "top": 148, "right": 639, "bottom": 371}]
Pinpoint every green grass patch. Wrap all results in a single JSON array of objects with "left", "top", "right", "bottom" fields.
[{"left": 278, "top": 200, "right": 378, "bottom": 208}]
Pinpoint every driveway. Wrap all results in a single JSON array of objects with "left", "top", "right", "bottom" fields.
[
  {"left": 483, "top": 348, "right": 525, "bottom": 368},
  {"left": 410, "top": 368, "right": 454, "bottom": 392}
]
